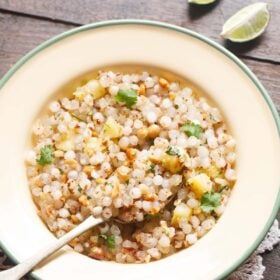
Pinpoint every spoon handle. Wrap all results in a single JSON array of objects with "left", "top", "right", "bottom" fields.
[{"left": 0, "top": 216, "right": 103, "bottom": 280}]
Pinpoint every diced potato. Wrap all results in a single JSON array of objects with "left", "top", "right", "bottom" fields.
[
  {"left": 161, "top": 153, "right": 183, "bottom": 173},
  {"left": 171, "top": 203, "right": 192, "bottom": 226},
  {"left": 205, "top": 164, "right": 221, "bottom": 179},
  {"left": 55, "top": 139, "right": 75, "bottom": 151},
  {"left": 73, "top": 80, "right": 106, "bottom": 101},
  {"left": 84, "top": 137, "right": 104, "bottom": 156},
  {"left": 103, "top": 117, "right": 123, "bottom": 139},
  {"left": 188, "top": 173, "right": 213, "bottom": 198}
]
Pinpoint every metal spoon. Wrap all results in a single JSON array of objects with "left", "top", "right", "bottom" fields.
[{"left": 0, "top": 193, "right": 177, "bottom": 280}]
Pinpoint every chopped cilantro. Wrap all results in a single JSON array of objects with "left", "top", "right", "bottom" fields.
[
  {"left": 181, "top": 122, "right": 202, "bottom": 138},
  {"left": 37, "top": 145, "right": 54, "bottom": 166},
  {"left": 70, "top": 112, "right": 87, "bottom": 123},
  {"left": 114, "top": 89, "right": 138, "bottom": 108},
  {"left": 99, "top": 234, "right": 116, "bottom": 249},
  {"left": 166, "top": 146, "right": 180, "bottom": 156},
  {"left": 219, "top": 185, "right": 229, "bottom": 193},
  {"left": 200, "top": 191, "right": 221, "bottom": 213},
  {"left": 144, "top": 213, "right": 161, "bottom": 221},
  {"left": 150, "top": 163, "right": 156, "bottom": 173}
]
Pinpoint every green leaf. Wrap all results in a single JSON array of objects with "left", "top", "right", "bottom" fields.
[
  {"left": 166, "top": 146, "right": 180, "bottom": 156},
  {"left": 106, "top": 235, "right": 116, "bottom": 249},
  {"left": 114, "top": 89, "right": 138, "bottom": 108},
  {"left": 37, "top": 145, "right": 54, "bottom": 166},
  {"left": 98, "top": 234, "right": 116, "bottom": 249},
  {"left": 200, "top": 191, "right": 221, "bottom": 213},
  {"left": 219, "top": 185, "right": 229, "bottom": 193},
  {"left": 70, "top": 113, "right": 87, "bottom": 123},
  {"left": 182, "top": 122, "right": 202, "bottom": 138},
  {"left": 144, "top": 213, "right": 161, "bottom": 221},
  {"left": 150, "top": 163, "right": 156, "bottom": 173}
]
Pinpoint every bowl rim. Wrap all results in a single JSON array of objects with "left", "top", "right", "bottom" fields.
[{"left": 0, "top": 19, "right": 279, "bottom": 280}]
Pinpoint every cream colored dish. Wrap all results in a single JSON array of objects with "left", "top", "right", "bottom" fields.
[{"left": 0, "top": 20, "right": 279, "bottom": 280}]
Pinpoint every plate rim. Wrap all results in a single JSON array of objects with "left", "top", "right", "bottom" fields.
[{"left": 0, "top": 19, "right": 279, "bottom": 280}]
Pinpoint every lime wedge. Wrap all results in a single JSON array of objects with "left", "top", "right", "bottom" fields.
[
  {"left": 188, "top": 0, "right": 216, "bottom": 4},
  {"left": 221, "top": 2, "right": 270, "bottom": 42}
]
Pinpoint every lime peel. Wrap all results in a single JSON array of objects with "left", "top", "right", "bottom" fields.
[
  {"left": 221, "top": 2, "right": 270, "bottom": 43},
  {"left": 188, "top": 0, "right": 216, "bottom": 4}
]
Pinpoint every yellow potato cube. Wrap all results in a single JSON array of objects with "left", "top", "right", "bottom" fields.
[
  {"left": 188, "top": 173, "right": 213, "bottom": 198},
  {"left": 73, "top": 79, "right": 105, "bottom": 101},
  {"left": 161, "top": 153, "right": 183, "bottom": 173},
  {"left": 171, "top": 203, "right": 192, "bottom": 226},
  {"left": 84, "top": 137, "right": 103, "bottom": 156},
  {"left": 55, "top": 139, "right": 75, "bottom": 151},
  {"left": 103, "top": 117, "right": 123, "bottom": 139}
]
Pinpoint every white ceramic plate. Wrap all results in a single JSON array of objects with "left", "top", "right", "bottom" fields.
[{"left": 0, "top": 20, "right": 279, "bottom": 280}]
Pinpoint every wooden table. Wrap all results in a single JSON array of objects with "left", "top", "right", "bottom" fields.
[{"left": 0, "top": 0, "right": 279, "bottom": 278}]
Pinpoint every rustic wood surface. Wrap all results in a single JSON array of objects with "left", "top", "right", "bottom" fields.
[{"left": 0, "top": 0, "right": 279, "bottom": 279}]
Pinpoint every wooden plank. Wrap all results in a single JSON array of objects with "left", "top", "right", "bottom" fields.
[
  {"left": 0, "top": 0, "right": 279, "bottom": 62},
  {"left": 0, "top": 12, "right": 279, "bottom": 112}
]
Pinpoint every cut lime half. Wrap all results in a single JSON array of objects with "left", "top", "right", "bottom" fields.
[
  {"left": 188, "top": 0, "right": 216, "bottom": 4},
  {"left": 221, "top": 2, "right": 270, "bottom": 43}
]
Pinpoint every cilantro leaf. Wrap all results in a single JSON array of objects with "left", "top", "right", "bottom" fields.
[
  {"left": 144, "top": 213, "right": 161, "bottom": 221},
  {"left": 114, "top": 89, "right": 138, "bottom": 108},
  {"left": 106, "top": 235, "right": 116, "bottom": 249},
  {"left": 181, "top": 122, "right": 202, "bottom": 138},
  {"left": 70, "top": 113, "right": 87, "bottom": 123},
  {"left": 37, "top": 145, "right": 54, "bottom": 166},
  {"left": 200, "top": 191, "right": 221, "bottom": 213},
  {"left": 150, "top": 163, "right": 156, "bottom": 173},
  {"left": 98, "top": 234, "right": 116, "bottom": 249},
  {"left": 166, "top": 146, "right": 180, "bottom": 156}
]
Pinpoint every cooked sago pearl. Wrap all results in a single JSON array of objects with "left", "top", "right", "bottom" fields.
[
  {"left": 130, "top": 187, "right": 142, "bottom": 199},
  {"left": 49, "top": 101, "right": 61, "bottom": 113},
  {"left": 109, "top": 85, "right": 119, "bottom": 95},
  {"left": 187, "top": 198, "right": 199, "bottom": 208},
  {"left": 146, "top": 112, "right": 158, "bottom": 124},
  {"left": 158, "top": 234, "right": 170, "bottom": 247},
  {"left": 161, "top": 98, "right": 172, "bottom": 109},
  {"left": 123, "top": 126, "right": 132, "bottom": 136},
  {"left": 142, "top": 201, "right": 152, "bottom": 212},
  {"left": 90, "top": 153, "right": 105, "bottom": 165},
  {"left": 102, "top": 196, "right": 112, "bottom": 207},
  {"left": 25, "top": 150, "right": 37, "bottom": 164},
  {"left": 90, "top": 170, "right": 100, "bottom": 179},
  {"left": 225, "top": 138, "right": 236, "bottom": 149},
  {"left": 134, "top": 120, "right": 143, "bottom": 129},
  {"left": 135, "top": 200, "right": 143, "bottom": 209},
  {"left": 50, "top": 167, "right": 60, "bottom": 178},
  {"left": 225, "top": 168, "right": 237, "bottom": 181},
  {"left": 113, "top": 198, "right": 123, "bottom": 208},
  {"left": 68, "top": 170, "right": 78, "bottom": 180},
  {"left": 177, "top": 137, "right": 188, "bottom": 148},
  {"left": 186, "top": 233, "right": 197, "bottom": 245},
  {"left": 226, "top": 152, "right": 236, "bottom": 163},
  {"left": 64, "top": 150, "right": 76, "bottom": 160},
  {"left": 102, "top": 208, "right": 112, "bottom": 219},
  {"left": 145, "top": 77, "right": 155, "bottom": 88},
  {"left": 92, "top": 206, "right": 102, "bottom": 216},
  {"left": 111, "top": 225, "right": 121, "bottom": 235},
  {"left": 129, "top": 135, "right": 138, "bottom": 146},
  {"left": 159, "top": 116, "right": 172, "bottom": 128},
  {"left": 207, "top": 137, "right": 218, "bottom": 149},
  {"left": 197, "top": 146, "right": 209, "bottom": 158},
  {"left": 58, "top": 208, "right": 70, "bottom": 218},
  {"left": 153, "top": 175, "right": 163, "bottom": 186},
  {"left": 190, "top": 216, "right": 200, "bottom": 228},
  {"left": 187, "top": 136, "right": 199, "bottom": 148},
  {"left": 74, "top": 244, "right": 84, "bottom": 253},
  {"left": 202, "top": 218, "right": 215, "bottom": 230},
  {"left": 215, "top": 157, "right": 226, "bottom": 168},
  {"left": 93, "top": 112, "right": 105, "bottom": 123}
]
